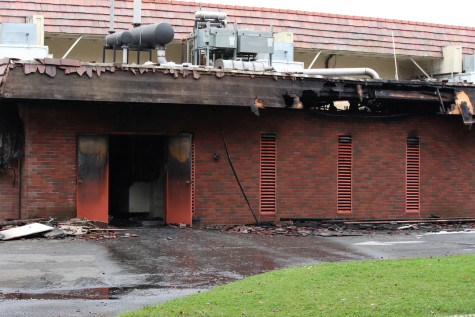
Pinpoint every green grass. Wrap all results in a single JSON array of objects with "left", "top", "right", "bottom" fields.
[{"left": 121, "top": 255, "right": 475, "bottom": 316}]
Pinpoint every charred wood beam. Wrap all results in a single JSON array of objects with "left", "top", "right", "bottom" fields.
[
  {"left": 373, "top": 89, "right": 453, "bottom": 103},
  {"left": 0, "top": 66, "right": 473, "bottom": 115}
]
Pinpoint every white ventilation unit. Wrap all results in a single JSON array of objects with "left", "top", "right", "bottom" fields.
[
  {"left": 433, "top": 46, "right": 462, "bottom": 75},
  {"left": 463, "top": 55, "right": 475, "bottom": 73},
  {"left": 445, "top": 55, "right": 475, "bottom": 83}
]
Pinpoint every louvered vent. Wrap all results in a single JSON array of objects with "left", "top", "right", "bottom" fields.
[
  {"left": 406, "top": 137, "right": 420, "bottom": 213},
  {"left": 260, "top": 134, "right": 276, "bottom": 214},
  {"left": 337, "top": 135, "right": 352, "bottom": 214},
  {"left": 191, "top": 136, "right": 195, "bottom": 214}
]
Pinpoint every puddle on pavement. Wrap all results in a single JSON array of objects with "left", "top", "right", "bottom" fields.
[
  {"left": 0, "top": 285, "right": 186, "bottom": 301},
  {"left": 99, "top": 228, "right": 365, "bottom": 289}
]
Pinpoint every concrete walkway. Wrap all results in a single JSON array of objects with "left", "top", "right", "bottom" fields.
[{"left": 1, "top": 227, "right": 474, "bottom": 316}]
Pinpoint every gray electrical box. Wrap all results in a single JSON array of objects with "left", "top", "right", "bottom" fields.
[
  {"left": 194, "top": 29, "right": 210, "bottom": 49},
  {"left": 0, "top": 23, "right": 37, "bottom": 45},
  {"left": 194, "top": 28, "right": 237, "bottom": 49},
  {"left": 190, "top": 10, "right": 274, "bottom": 66},
  {"left": 237, "top": 30, "right": 273, "bottom": 54},
  {"left": 212, "top": 28, "right": 237, "bottom": 49}
]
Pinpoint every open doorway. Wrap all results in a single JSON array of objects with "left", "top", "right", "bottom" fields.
[
  {"left": 77, "top": 133, "right": 193, "bottom": 226},
  {"left": 108, "top": 135, "right": 166, "bottom": 224}
]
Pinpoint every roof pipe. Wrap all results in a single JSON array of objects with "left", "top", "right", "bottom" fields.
[
  {"left": 133, "top": 0, "right": 141, "bottom": 27},
  {"left": 302, "top": 68, "right": 381, "bottom": 79},
  {"left": 195, "top": 11, "right": 227, "bottom": 20},
  {"left": 108, "top": 0, "right": 115, "bottom": 34}
]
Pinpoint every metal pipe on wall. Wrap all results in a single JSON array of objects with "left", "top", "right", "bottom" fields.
[
  {"left": 302, "top": 67, "right": 381, "bottom": 79},
  {"left": 62, "top": 35, "right": 83, "bottom": 59},
  {"left": 220, "top": 129, "right": 259, "bottom": 225},
  {"left": 157, "top": 49, "right": 167, "bottom": 64},
  {"left": 133, "top": 0, "right": 142, "bottom": 27},
  {"left": 17, "top": 158, "right": 21, "bottom": 219},
  {"left": 307, "top": 51, "right": 322, "bottom": 69},
  {"left": 109, "top": 0, "right": 115, "bottom": 34},
  {"left": 195, "top": 11, "right": 227, "bottom": 20}
]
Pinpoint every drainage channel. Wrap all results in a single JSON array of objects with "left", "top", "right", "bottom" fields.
[{"left": 0, "top": 285, "right": 190, "bottom": 300}]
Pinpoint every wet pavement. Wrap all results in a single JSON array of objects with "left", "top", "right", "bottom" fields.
[{"left": 1, "top": 227, "right": 474, "bottom": 316}]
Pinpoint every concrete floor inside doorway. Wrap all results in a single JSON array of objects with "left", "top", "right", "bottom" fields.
[{"left": 1, "top": 227, "right": 475, "bottom": 317}]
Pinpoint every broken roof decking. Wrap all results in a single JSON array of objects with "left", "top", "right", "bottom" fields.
[
  {"left": 1, "top": 59, "right": 474, "bottom": 113},
  {"left": 1, "top": 0, "right": 475, "bottom": 58}
]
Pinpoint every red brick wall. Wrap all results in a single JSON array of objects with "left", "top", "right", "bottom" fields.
[{"left": 2, "top": 102, "right": 474, "bottom": 223}]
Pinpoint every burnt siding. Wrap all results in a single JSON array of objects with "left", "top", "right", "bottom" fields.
[
  {"left": 4, "top": 102, "right": 475, "bottom": 223},
  {"left": 0, "top": 166, "right": 19, "bottom": 219}
]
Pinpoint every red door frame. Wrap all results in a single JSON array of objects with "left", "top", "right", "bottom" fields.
[
  {"left": 76, "top": 135, "right": 109, "bottom": 223},
  {"left": 76, "top": 133, "right": 193, "bottom": 225},
  {"left": 164, "top": 134, "right": 193, "bottom": 226}
]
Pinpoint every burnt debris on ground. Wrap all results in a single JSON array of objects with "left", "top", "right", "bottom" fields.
[
  {"left": 1, "top": 217, "right": 475, "bottom": 241},
  {"left": 203, "top": 218, "right": 475, "bottom": 237},
  {"left": 0, "top": 217, "right": 137, "bottom": 241}
]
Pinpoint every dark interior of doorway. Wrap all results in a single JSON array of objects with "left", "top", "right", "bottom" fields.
[{"left": 108, "top": 135, "right": 166, "bottom": 226}]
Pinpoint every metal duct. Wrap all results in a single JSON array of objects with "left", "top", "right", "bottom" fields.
[
  {"left": 109, "top": 0, "right": 115, "bottom": 34},
  {"left": 157, "top": 49, "right": 167, "bottom": 64},
  {"left": 302, "top": 68, "right": 380, "bottom": 79},
  {"left": 195, "top": 11, "right": 227, "bottom": 20},
  {"left": 215, "top": 59, "right": 269, "bottom": 71},
  {"left": 133, "top": 0, "right": 142, "bottom": 27},
  {"left": 127, "top": 23, "right": 174, "bottom": 48}
]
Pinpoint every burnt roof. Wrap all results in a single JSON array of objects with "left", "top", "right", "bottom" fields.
[{"left": 1, "top": 58, "right": 474, "bottom": 126}]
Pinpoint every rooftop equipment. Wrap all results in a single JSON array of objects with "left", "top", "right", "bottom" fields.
[
  {"left": 185, "top": 11, "right": 380, "bottom": 79},
  {"left": 186, "top": 11, "right": 274, "bottom": 66},
  {"left": 448, "top": 54, "right": 475, "bottom": 84},
  {"left": 103, "top": 22, "right": 174, "bottom": 64}
]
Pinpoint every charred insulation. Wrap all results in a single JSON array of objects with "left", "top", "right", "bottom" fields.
[
  {"left": 0, "top": 104, "right": 23, "bottom": 171},
  {"left": 283, "top": 84, "right": 456, "bottom": 116}
]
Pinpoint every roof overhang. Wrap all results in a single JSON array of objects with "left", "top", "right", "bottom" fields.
[{"left": 0, "top": 58, "right": 474, "bottom": 125}]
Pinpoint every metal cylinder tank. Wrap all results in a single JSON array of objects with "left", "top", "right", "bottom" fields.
[
  {"left": 105, "top": 30, "right": 133, "bottom": 47},
  {"left": 127, "top": 23, "right": 174, "bottom": 48},
  {"left": 195, "top": 11, "right": 227, "bottom": 20}
]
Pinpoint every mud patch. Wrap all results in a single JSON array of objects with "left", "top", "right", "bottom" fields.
[{"left": 0, "top": 285, "right": 185, "bottom": 301}]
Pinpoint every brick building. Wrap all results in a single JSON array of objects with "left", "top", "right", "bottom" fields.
[
  {"left": 0, "top": 58, "right": 473, "bottom": 225},
  {"left": 0, "top": 1, "right": 474, "bottom": 225}
]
